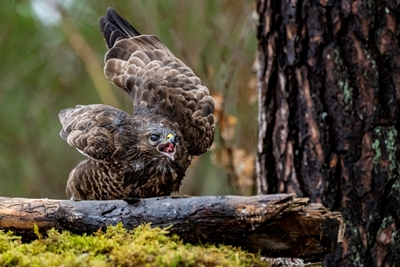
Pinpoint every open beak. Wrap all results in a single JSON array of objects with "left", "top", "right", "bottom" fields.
[{"left": 157, "top": 133, "right": 176, "bottom": 160}]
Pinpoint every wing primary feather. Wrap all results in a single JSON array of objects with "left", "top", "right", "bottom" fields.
[{"left": 100, "top": 7, "right": 140, "bottom": 49}]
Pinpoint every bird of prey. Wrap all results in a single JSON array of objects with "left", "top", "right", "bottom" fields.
[{"left": 59, "top": 8, "right": 215, "bottom": 200}]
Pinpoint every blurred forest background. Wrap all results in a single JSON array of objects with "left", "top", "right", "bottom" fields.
[{"left": 0, "top": 0, "right": 257, "bottom": 198}]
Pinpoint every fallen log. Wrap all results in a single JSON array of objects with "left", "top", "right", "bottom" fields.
[{"left": 0, "top": 194, "right": 344, "bottom": 258}]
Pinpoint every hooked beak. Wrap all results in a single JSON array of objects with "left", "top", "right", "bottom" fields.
[{"left": 157, "top": 133, "right": 176, "bottom": 160}]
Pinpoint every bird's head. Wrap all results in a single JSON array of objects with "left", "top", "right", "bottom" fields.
[
  {"left": 148, "top": 132, "right": 179, "bottom": 160},
  {"left": 136, "top": 117, "right": 186, "bottom": 163}
]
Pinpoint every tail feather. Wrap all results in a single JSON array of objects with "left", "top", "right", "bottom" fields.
[{"left": 99, "top": 7, "right": 141, "bottom": 48}]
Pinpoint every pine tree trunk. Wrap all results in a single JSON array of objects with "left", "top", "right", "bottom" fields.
[{"left": 255, "top": 0, "right": 400, "bottom": 266}]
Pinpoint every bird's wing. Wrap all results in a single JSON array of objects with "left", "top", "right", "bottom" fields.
[
  {"left": 59, "top": 104, "right": 136, "bottom": 162},
  {"left": 99, "top": 8, "right": 215, "bottom": 156}
]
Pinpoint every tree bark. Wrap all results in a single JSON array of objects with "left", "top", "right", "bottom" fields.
[
  {"left": 0, "top": 194, "right": 343, "bottom": 258},
  {"left": 256, "top": 0, "right": 400, "bottom": 266}
]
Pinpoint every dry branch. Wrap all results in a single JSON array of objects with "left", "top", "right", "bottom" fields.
[{"left": 0, "top": 194, "right": 344, "bottom": 258}]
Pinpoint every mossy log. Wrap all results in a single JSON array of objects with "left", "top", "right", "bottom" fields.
[{"left": 0, "top": 194, "right": 344, "bottom": 258}]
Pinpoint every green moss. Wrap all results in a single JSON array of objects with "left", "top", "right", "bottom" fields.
[{"left": 0, "top": 223, "right": 268, "bottom": 267}]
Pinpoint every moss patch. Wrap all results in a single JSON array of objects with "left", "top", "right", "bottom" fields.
[{"left": 0, "top": 223, "right": 268, "bottom": 267}]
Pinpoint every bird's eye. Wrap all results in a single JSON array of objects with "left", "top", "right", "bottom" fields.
[{"left": 149, "top": 134, "right": 160, "bottom": 142}]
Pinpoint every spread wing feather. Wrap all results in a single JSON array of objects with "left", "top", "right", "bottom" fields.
[
  {"left": 59, "top": 104, "right": 137, "bottom": 162},
  {"left": 100, "top": 8, "right": 215, "bottom": 155}
]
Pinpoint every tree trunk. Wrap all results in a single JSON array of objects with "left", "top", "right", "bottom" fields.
[
  {"left": 256, "top": 0, "right": 400, "bottom": 266},
  {"left": 0, "top": 195, "right": 344, "bottom": 258}
]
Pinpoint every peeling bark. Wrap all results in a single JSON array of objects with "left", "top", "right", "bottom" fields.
[
  {"left": 256, "top": 0, "right": 400, "bottom": 266},
  {"left": 0, "top": 195, "right": 344, "bottom": 258}
]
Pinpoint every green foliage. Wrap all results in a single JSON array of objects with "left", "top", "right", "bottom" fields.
[{"left": 0, "top": 224, "right": 268, "bottom": 267}]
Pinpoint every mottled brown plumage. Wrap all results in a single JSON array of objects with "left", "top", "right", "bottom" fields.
[{"left": 59, "top": 8, "right": 215, "bottom": 200}]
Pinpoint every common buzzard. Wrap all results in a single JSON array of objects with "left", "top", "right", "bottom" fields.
[{"left": 59, "top": 8, "right": 215, "bottom": 200}]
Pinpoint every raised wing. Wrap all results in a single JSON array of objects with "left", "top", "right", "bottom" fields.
[
  {"left": 59, "top": 104, "right": 137, "bottom": 162},
  {"left": 99, "top": 8, "right": 214, "bottom": 156}
]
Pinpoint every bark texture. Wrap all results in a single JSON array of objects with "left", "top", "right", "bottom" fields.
[
  {"left": 256, "top": 0, "right": 400, "bottom": 266},
  {"left": 0, "top": 195, "right": 344, "bottom": 258}
]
